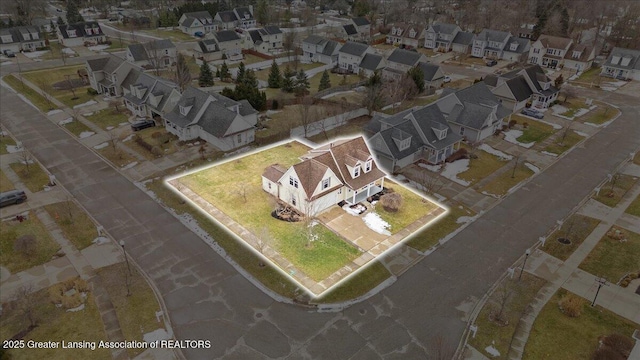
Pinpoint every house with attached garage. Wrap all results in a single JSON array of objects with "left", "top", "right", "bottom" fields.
[
  {"left": 417, "top": 62, "right": 445, "bottom": 89},
  {"left": 424, "top": 23, "right": 467, "bottom": 52},
  {"left": 501, "top": 36, "right": 531, "bottom": 62},
  {"left": 562, "top": 43, "right": 595, "bottom": 73},
  {"left": 364, "top": 103, "right": 463, "bottom": 170},
  {"left": 302, "top": 35, "right": 341, "bottom": 65},
  {"left": 215, "top": 7, "right": 255, "bottom": 30},
  {"left": 0, "top": 26, "right": 45, "bottom": 53},
  {"left": 527, "top": 34, "right": 573, "bottom": 69},
  {"left": 261, "top": 137, "right": 387, "bottom": 215},
  {"left": 471, "top": 29, "right": 512, "bottom": 59},
  {"left": 386, "top": 23, "right": 424, "bottom": 49},
  {"left": 85, "top": 54, "right": 138, "bottom": 97},
  {"left": 212, "top": 30, "right": 243, "bottom": 60},
  {"left": 125, "top": 39, "right": 176, "bottom": 69},
  {"left": 163, "top": 86, "right": 258, "bottom": 151},
  {"left": 248, "top": 26, "right": 283, "bottom": 55},
  {"left": 338, "top": 41, "right": 373, "bottom": 74},
  {"left": 382, "top": 48, "right": 428, "bottom": 81},
  {"left": 350, "top": 17, "right": 371, "bottom": 42},
  {"left": 359, "top": 53, "right": 385, "bottom": 77},
  {"left": 436, "top": 82, "right": 511, "bottom": 142},
  {"left": 57, "top": 21, "right": 106, "bottom": 47},
  {"left": 122, "top": 71, "right": 180, "bottom": 119},
  {"left": 600, "top": 47, "right": 640, "bottom": 81},
  {"left": 179, "top": 11, "right": 216, "bottom": 35},
  {"left": 194, "top": 39, "right": 223, "bottom": 62},
  {"left": 484, "top": 65, "right": 559, "bottom": 110}
]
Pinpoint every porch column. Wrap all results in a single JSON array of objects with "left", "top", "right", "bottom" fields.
[
  {"left": 367, "top": 184, "right": 371, "bottom": 197},
  {"left": 352, "top": 190, "right": 356, "bottom": 204},
  {"left": 380, "top": 177, "right": 384, "bottom": 189}
]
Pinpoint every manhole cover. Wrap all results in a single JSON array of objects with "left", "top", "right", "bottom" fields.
[{"left": 557, "top": 237, "right": 571, "bottom": 245}]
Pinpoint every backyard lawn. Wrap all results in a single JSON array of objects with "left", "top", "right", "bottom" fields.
[
  {"left": 0, "top": 170, "right": 15, "bottom": 192},
  {"left": 258, "top": 103, "right": 343, "bottom": 138},
  {"left": 479, "top": 162, "right": 535, "bottom": 197},
  {"left": 9, "top": 161, "right": 50, "bottom": 193},
  {"left": 592, "top": 174, "right": 637, "bottom": 207},
  {"left": 541, "top": 214, "right": 600, "bottom": 261},
  {"left": 579, "top": 226, "right": 640, "bottom": 283},
  {"left": 0, "top": 133, "right": 16, "bottom": 155},
  {"left": 381, "top": 94, "right": 439, "bottom": 115},
  {"left": 44, "top": 201, "right": 98, "bottom": 250},
  {"left": 0, "top": 285, "right": 110, "bottom": 360},
  {"left": 85, "top": 109, "right": 129, "bottom": 130},
  {"left": 254, "top": 61, "right": 324, "bottom": 82},
  {"left": 407, "top": 203, "right": 475, "bottom": 252},
  {"left": 175, "top": 141, "right": 362, "bottom": 281},
  {"left": 626, "top": 194, "right": 640, "bottom": 217},
  {"left": 470, "top": 273, "right": 547, "bottom": 359},
  {"left": 523, "top": 289, "right": 638, "bottom": 360},
  {"left": 543, "top": 130, "right": 584, "bottom": 156},
  {"left": 144, "top": 28, "right": 195, "bottom": 42},
  {"left": 512, "top": 115, "right": 555, "bottom": 143},
  {"left": 0, "top": 212, "right": 60, "bottom": 273},
  {"left": 375, "top": 180, "right": 440, "bottom": 234},
  {"left": 307, "top": 115, "right": 370, "bottom": 143},
  {"left": 3, "top": 74, "right": 57, "bottom": 112},
  {"left": 458, "top": 144, "right": 510, "bottom": 186}
]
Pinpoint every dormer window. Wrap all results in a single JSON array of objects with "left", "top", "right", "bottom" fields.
[
  {"left": 433, "top": 128, "right": 447, "bottom": 140},
  {"left": 364, "top": 160, "right": 372, "bottom": 172},
  {"left": 612, "top": 55, "right": 621, "bottom": 64},
  {"left": 179, "top": 104, "right": 192, "bottom": 116},
  {"left": 572, "top": 51, "right": 581, "bottom": 59},
  {"left": 321, "top": 178, "right": 330, "bottom": 189},
  {"left": 510, "top": 42, "right": 518, "bottom": 51},
  {"left": 620, "top": 56, "right": 631, "bottom": 67},
  {"left": 289, "top": 176, "right": 299, "bottom": 188},
  {"left": 409, "top": 29, "right": 416, "bottom": 38},
  {"left": 68, "top": 29, "right": 77, "bottom": 37},
  {"left": 353, "top": 166, "right": 360, "bottom": 178}
]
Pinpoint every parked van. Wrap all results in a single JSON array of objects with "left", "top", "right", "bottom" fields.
[{"left": 0, "top": 190, "right": 27, "bottom": 208}]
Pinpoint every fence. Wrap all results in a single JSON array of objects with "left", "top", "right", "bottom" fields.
[{"left": 289, "top": 107, "right": 369, "bottom": 138}]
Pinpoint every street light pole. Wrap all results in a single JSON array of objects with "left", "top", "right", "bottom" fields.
[
  {"left": 119, "top": 240, "right": 131, "bottom": 296},
  {"left": 518, "top": 249, "right": 531, "bottom": 281},
  {"left": 591, "top": 277, "right": 609, "bottom": 307}
]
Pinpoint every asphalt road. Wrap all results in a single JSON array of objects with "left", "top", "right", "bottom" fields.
[{"left": 1, "top": 73, "right": 638, "bottom": 358}]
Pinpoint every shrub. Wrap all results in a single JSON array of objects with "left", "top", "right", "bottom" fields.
[
  {"left": 508, "top": 119, "right": 517, "bottom": 128},
  {"left": 134, "top": 135, "right": 153, "bottom": 151},
  {"left": 61, "top": 292, "right": 83, "bottom": 309},
  {"left": 591, "top": 347, "right": 624, "bottom": 360},
  {"left": 272, "top": 99, "right": 279, "bottom": 110},
  {"left": 380, "top": 192, "right": 403, "bottom": 212},
  {"left": 559, "top": 293, "right": 585, "bottom": 317},
  {"left": 87, "top": 88, "right": 98, "bottom": 95},
  {"left": 523, "top": 122, "right": 529, "bottom": 128},
  {"left": 445, "top": 148, "right": 468, "bottom": 163},
  {"left": 602, "top": 333, "right": 634, "bottom": 358},
  {"left": 151, "top": 131, "right": 163, "bottom": 139},
  {"left": 14, "top": 235, "right": 37, "bottom": 256},
  {"left": 74, "top": 278, "right": 90, "bottom": 293},
  {"left": 151, "top": 146, "right": 164, "bottom": 156}
]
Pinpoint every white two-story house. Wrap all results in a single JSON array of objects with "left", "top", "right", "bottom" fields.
[
  {"left": 57, "top": 21, "right": 106, "bottom": 47},
  {"left": 386, "top": 23, "right": 424, "bottom": 49},
  {"left": 302, "top": 35, "right": 341, "bottom": 65},
  {"left": 338, "top": 41, "right": 373, "bottom": 74},
  {"left": 601, "top": 47, "right": 640, "bottom": 81},
  {"left": 248, "top": 26, "right": 283, "bottom": 55},
  {"left": 424, "top": 23, "right": 460, "bottom": 52},
  {"left": 213, "top": 30, "right": 243, "bottom": 60},
  {"left": 527, "top": 34, "right": 573, "bottom": 69},
  {"left": 382, "top": 48, "right": 428, "bottom": 81},
  {"left": 179, "top": 11, "right": 216, "bottom": 35},
  {"left": 471, "top": 29, "right": 511, "bottom": 59},
  {"left": 0, "top": 26, "right": 45, "bottom": 53},
  {"left": 125, "top": 39, "right": 177, "bottom": 69}
]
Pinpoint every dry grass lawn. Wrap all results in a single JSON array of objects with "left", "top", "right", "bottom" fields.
[
  {"left": 0, "top": 212, "right": 60, "bottom": 273},
  {"left": 458, "top": 144, "right": 511, "bottom": 186},
  {"left": 479, "top": 162, "right": 535, "bottom": 197},
  {"left": 541, "top": 214, "right": 600, "bottom": 261},
  {"left": 9, "top": 162, "right": 49, "bottom": 193},
  {"left": 0, "top": 169, "right": 15, "bottom": 192},
  {"left": 579, "top": 226, "right": 640, "bottom": 283},
  {"left": 407, "top": 202, "right": 475, "bottom": 252},
  {"left": 543, "top": 131, "right": 584, "bottom": 156},
  {"left": 626, "top": 194, "right": 640, "bottom": 217},
  {"left": 592, "top": 174, "right": 637, "bottom": 207},
  {"left": 376, "top": 180, "right": 440, "bottom": 234},
  {"left": 44, "top": 201, "right": 98, "bottom": 250},
  {"left": 0, "top": 134, "right": 17, "bottom": 155}
]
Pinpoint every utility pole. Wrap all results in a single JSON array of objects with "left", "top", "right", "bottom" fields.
[
  {"left": 511, "top": 154, "right": 520, "bottom": 178},
  {"left": 119, "top": 240, "right": 132, "bottom": 296},
  {"left": 518, "top": 248, "right": 531, "bottom": 281},
  {"left": 591, "top": 277, "right": 609, "bottom": 307}
]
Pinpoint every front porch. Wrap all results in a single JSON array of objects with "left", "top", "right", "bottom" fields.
[{"left": 345, "top": 179, "right": 385, "bottom": 205}]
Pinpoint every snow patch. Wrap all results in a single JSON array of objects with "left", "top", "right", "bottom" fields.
[
  {"left": 23, "top": 50, "right": 49, "bottom": 58},
  {"left": 479, "top": 144, "right": 512, "bottom": 160},
  {"left": 1, "top": 61, "right": 12, "bottom": 66},
  {"left": 456, "top": 216, "right": 474, "bottom": 224},
  {"left": 122, "top": 134, "right": 135, "bottom": 142},
  {"left": 441, "top": 159, "right": 471, "bottom": 186},
  {"left": 504, "top": 130, "right": 535, "bottom": 148},
  {"left": 106, "top": 126, "right": 114, "bottom": 130},
  {"left": 143, "top": 329, "right": 171, "bottom": 343},
  {"left": 525, "top": 162, "right": 540, "bottom": 173},
  {"left": 66, "top": 303, "right": 85, "bottom": 312},
  {"left": 482, "top": 191, "right": 500, "bottom": 198},
  {"left": 92, "top": 237, "right": 109, "bottom": 245},
  {"left": 573, "top": 130, "right": 588, "bottom": 137},
  {"left": 73, "top": 100, "right": 97, "bottom": 109},
  {"left": 79, "top": 131, "right": 95, "bottom": 138},
  {"left": 418, "top": 163, "right": 442, "bottom": 172},
  {"left": 47, "top": 109, "right": 62, "bottom": 116},
  {"left": 485, "top": 345, "right": 500, "bottom": 357},
  {"left": 87, "top": 44, "right": 110, "bottom": 51},
  {"left": 342, "top": 204, "right": 363, "bottom": 216},
  {"left": 363, "top": 212, "right": 391, "bottom": 235},
  {"left": 540, "top": 151, "right": 558, "bottom": 157},
  {"left": 6, "top": 145, "right": 22, "bottom": 153},
  {"left": 535, "top": 118, "right": 562, "bottom": 129},
  {"left": 93, "top": 142, "right": 108, "bottom": 150},
  {"left": 322, "top": 90, "right": 354, "bottom": 99},
  {"left": 58, "top": 117, "right": 74, "bottom": 125},
  {"left": 121, "top": 162, "right": 138, "bottom": 170}
]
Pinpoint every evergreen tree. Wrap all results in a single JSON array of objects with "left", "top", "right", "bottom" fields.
[
  {"left": 318, "top": 70, "right": 331, "bottom": 91},
  {"left": 408, "top": 66, "right": 425, "bottom": 93},
  {"left": 57, "top": 16, "right": 65, "bottom": 26},
  {"left": 281, "top": 66, "right": 295, "bottom": 92},
  {"left": 554, "top": 73, "right": 564, "bottom": 88},
  {"left": 219, "top": 62, "right": 230, "bottom": 81},
  {"left": 267, "top": 60, "right": 282, "bottom": 88},
  {"left": 66, "top": 0, "right": 83, "bottom": 24},
  {"left": 294, "top": 69, "right": 310, "bottom": 97},
  {"left": 231, "top": 69, "right": 266, "bottom": 110},
  {"left": 235, "top": 62, "right": 246, "bottom": 84},
  {"left": 198, "top": 62, "right": 214, "bottom": 87},
  {"left": 255, "top": 0, "right": 269, "bottom": 25},
  {"left": 367, "top": 70, "right": 382, "bottom": 87},
  {"left": 560, "top": 7, "right": 570, "bottom": 36}
]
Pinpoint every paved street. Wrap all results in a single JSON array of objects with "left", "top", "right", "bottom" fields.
[{"left": 2, "top": 61, "right": 639, "bottom": 360}]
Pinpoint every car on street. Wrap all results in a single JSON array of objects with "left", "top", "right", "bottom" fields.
[
  {"left": 131, "top": 119, "right": 155, "bottom": 131},
  {"left": 486, "top": 59, "right": 498, "bottom": 67},
  {"left": 443, "top": 75, "right": 452, "bottom": 83},
  {"left": 0, "top": 190, "right": 27, "bottom": 208},
  {"left": 521, "top": 108, "right": 544, "bottom": 119},
  {"left": 4, "top": 50, "right": 16, "bottom": 58}
]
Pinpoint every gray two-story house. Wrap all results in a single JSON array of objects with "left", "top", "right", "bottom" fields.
[
  {"left": 471, "top": 29, "right": 512, "bottom": 59},
  {"left": 302, "top": 35, "right": 341, "bottom": 65},
  {"left": 527, "top": 34, "right": 573, "bottom": 69},
  {"left": 338, "top": 41, "right": 372, "bottom": 74}
]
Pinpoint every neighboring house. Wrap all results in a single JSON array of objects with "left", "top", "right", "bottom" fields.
[
  {"left": 179, "top": 11, "right": 216, "bottom": 35},
  {"left": 471, "top": 29, "right": 511, "bottom": 59},
  {"left": 382, "top": 48, "right": 428, "bottom": 81},
  {"left": 359, "top": 53, "right": 385, "bottom": 77},
  {"left": 342, "top": 24, "right": 359, "bottom": 42},
  {"left": 163, "top": 86, "right": 258, "bottom": 151},
  {"left": 424, "top": 23, "right": 460, "bottom": 52},
  {"left": 57, "top": 21, "right": 105, "bottom": 47},
  {"left": 518, "top": 24, "right": 534, "bottom": 39},
  {"left": 451, "top": 31, "right": 474, "bottom": 54},
  {"left": 338, "top": 41, "right": 372, "bottom": 74},
  {"left": 261, "top": 137, "right": 387, "bottom": 215},
  {"left": 214, "top": 11, "right": 238, "bottom": 30},
  {"left": 85, "top": 54, "right": 137, "bottom": 96},
  {"left": 0, "top": 26, "right": 45, "bottom": 53},
  {"left": 417, "top": 61, "right": 445, "bottom": 89},
  {"left": 248, "top": 26, "right": 283, "bottom": 54},
  {"left": 121, "top": 71, "right": 180, "bottom": 119},
  {"left": 436, "top": 82, "right": 511, "bottom": 142},
  {"left": 600, "top": 47, "right": 640, "bottom": 81},
  {"left": 194, "top": 39, "right": 223, "bottom": 62},
  {"left": 527, "top": 34, "right": 573, "bottom": 69},
  {"left": 32, "top": 18, "right": 53, "bottom": 33},
  {"left": 213, "top": 30, "right": 242, "bottom": 60},
  {"left": 563, "top": 43, "right": 595, "bottom": 72},
  {"left": 365, "top": 103, "right": 463, "bottom": 170},
  {"left": 484, "top": 65, "right": 559, "bottom": 110},
  {"left": 501, "top": 36, "right": 531, "bottom": 62},
  {"left": 302, "top": 35, "right": 341, "bottom": 65},
  {"left": 351, "top": 17, "right": 371, "bottom": 42},
  {"left": 386, "top": 23, "right": 424, "bottom": 49},
  {"left": 125, "top": 39, "right": 176, "bottom": 69},
  {"left": 233, "top": 7, "right": 255, "bottom": 29}
]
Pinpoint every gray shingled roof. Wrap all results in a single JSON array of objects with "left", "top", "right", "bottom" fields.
[
  {"left": 605, "top": 47, "right": 640, "bottom": 70},
  {"left": 217, "top": 10, "right": 238, "bottom": 22},
  {"left": 0, "top": 26, "right": 41, "bottom": 44},
  {"left": 387, "top": 48, "right": 422, "bottom": 66},
  {"left": 58, "top": 21, "right": 103, "bottom": 39},
  {"left": 474, "top": 29, "right": 510, "bottom": 43},
  {"left": 321, "top": 40, "right": 340, "bottom": 55},
  {"left": 417, "top": 61, "right": 443, "bottom": 81},
  {"left": 263, "top": 26, "right": 282, "bottom": 34},
  {"left": 214, "top": 30, "right": 240, "bottom": 43},
  {"left": 343, "top": 24, "right": 357, "bottom": 36},
  {"left": 303, "top": 35, "right": 326, "bottom": 45},
  {"left": 503, "top": 36, "right": 530, "bottom": 54},
  {"left": 432, "top": 23, "right": 459, "bottom": 35},
  {"left": 127, "top": 43, "right": 148, "bottom": 61},
  {"left": 441, "top": 82, "right": 511, "bottom": 124},
  {"left": 452, "top": 31, "right": 474, "bottom": 45},
  {"left": 248, "top": 29, "right": 263, "bottom": 44},
  {"left": 359, "top": 53, "right": 383, "bottom": 71},
  {"left": 197, "top": 39, "right": 219, "bottom": 53},
  {"left": 339, "top": 41, "right": 369, "bottom": 56},
  {"left": 234, "top": 7, "right": 254, "bottom": 21},
  {"left": 352, "top": 17, "right": 370, "bottom": 26},
  {"left": 505, "top": 76, "right": 533, "bottom": 101}
]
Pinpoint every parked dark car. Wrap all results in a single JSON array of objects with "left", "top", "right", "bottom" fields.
[
  {"left": 521, "top": 108, "right": 544, "bottom": 119},
  {"left": 194, "top": 31, "right": 205, "bottom": 38},
  {"left": 486, "top": 59, "right": 498, "bottom": 67},
  {"left": 0, "top": 190, "right": 27, "bottom": 208},
  {"left": 4, "top": 50, "right": 16, "bottom": 58},
  {"left": 131, "top": 119, "right": 155, "bottom": 131}
]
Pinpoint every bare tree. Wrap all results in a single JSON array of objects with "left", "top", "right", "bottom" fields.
[
  {"left": 301, "top": 200, "right": 320, "bottom": 248},
  {"left": 63, "top": 197, "right": 75, "bottom": 224},
  {"left": 297, "top": 96, "right": 317, "bottom": 138},
  {"left": 144, "top": 41, "right": 162, "bottom": 76},
  {"left": 14, "top": 285, "right": 38, "bottom": 329},
  {"left": 174, "top": 53, "right": 192, "bottom": 92},
  {"left": 416, "top": 170, "right": 445, "bottom": 195},
  {"left": 234, "top": 182, "right": 250, "bottom": 203},
  {"left": 254, "top": 226, "right": 272, "bottom": 267},
  {"left": 19, "top": 151, "right": 34, "bottom": 174},
  {"left": 37, "top": 79, "right": 55, "bottom": 111},
  {"left": 362, "top": 83, "right": 384, "bottom": 115},
  {"left": 109, "top": 98, "right": 123, "bottom": 114},
  {"left": 493, "top": 281, "right": 514, "bottom": 324},
  {"left": 560, "top": 86, "right": 576, "bottom": 103},
  {"left": 283, "top": 32, "right": 297, "bottom": 62},
  {"left": 64, "top": 74, "right": 78, "bottom": 100}
]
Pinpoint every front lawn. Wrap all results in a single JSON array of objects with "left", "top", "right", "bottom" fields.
[
  {"left": 0, "top": 133, "right": 17, "bottom": 155},
  {"left": 376, "top": 180, "right": 440, "bottom": 234},
  {"left": 176, "top": 142, "right": 362, "bottom": 281},
  {"left": 3, "top": 74, "right": 56, "bottom": 112},
  {"left": 406, "top": 203, "right": 475, "bottom": 252},
  {"left": 469, "top": 273, "right": 547, "bottom": 359},
  {"left": 44, "top": 201, "right": 98, "bottom": 250},
  {"left": 575, "top": 67, "right": 601, "bottom": 83},
  {"left": 0, "top": 284, "right": 110, "bottom": 360},
  {"left": 479, "top": 162, "right": 535, "bottom": 197},
  {"left": 21, "top": 65, "right": 96, "bottom": 109},
  {"left": 592, "top": 174, "right": 637, "bottom": 207},
  {"left": 0, "top": 169, "right": 15, "bottom": 192},
  {"left": 9, "top": 161, "right": 50, "bottom": 193},
  {"left": 85, "top": 109, "right": 129, "bottom": 130},
  {"left": 541, "top": 214, "right": 600, "bottom": 261},
  {"left": 626, "top": 194, "right": 640, "bottom": 217},
  {"left": 314, "top": 261, "right": 390, "bottom": 303},
  {"left": 523, "top": 289, "right": 638, "bottom": 360},
  {"left": 62, "top": 119, "right": 95, "bottom": 138},
  {"left": 634, "top": 152, "right": 640, "bottom": 165},
  {"left": 126, "top": 127, "right": 180, "bottom": 160},
  {"left": 513, "top": 116, "right": 555, "bottom": 143},
  {"left": 98, "top": 145, "right": 137, "bottom": 168},
  {"left": 0, "top": 212, "right": 60, "bottom": 273},
  {"left": 542, "top": 130, "right": 584, "bottom": 156},
  {"left": 579, "top": 226, "right": 640, "bottom": 283},
  {"left": 580, "top": 102, "right": 618, "bottom": 125},
  {"left": 458, "top": 145, "right": 510, "bottom": 185}
]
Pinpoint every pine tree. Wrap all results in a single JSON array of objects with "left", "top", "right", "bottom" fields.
[
  {"left": 236, "top": 62, "right": 246, "bottom": 84},
  {"left": 57, "top": 16, "right": 65, "bottom": 26},
  {"left": 560, "top": 7, "right": 570, "bottom": 36},
  {"left": 318, "top": 70, "right": 331, "bottom": 91},
  {"left": 267, "top": 60, "right": 282, "bottom": 88},
  {"left": 198, "top": 62, "right": 214, "bottom": 87},
  {"left": 219, "top": 62, "right": 230, "bottom": 81},
  {"left": 408, "top": 66, "right": 425, "bottom": 93},
  {"left": 255, "top": 0, "right": 269, "bottom": 25},
  {"left": 281, "top": 66, "right": 295, "bottom": 92},
  {"left": 66, "top": 0, "right": 83, "bottom": 24},
  {"left": 367, "top": 70, "right": 382, "bottom": 87},
  {"left": 294, "top": 69, "right": 310, "bottom": 97}
]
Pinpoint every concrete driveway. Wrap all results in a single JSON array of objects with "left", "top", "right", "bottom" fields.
[{"left": 319, "top": 206, "right": 387, "bottom": 251}]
